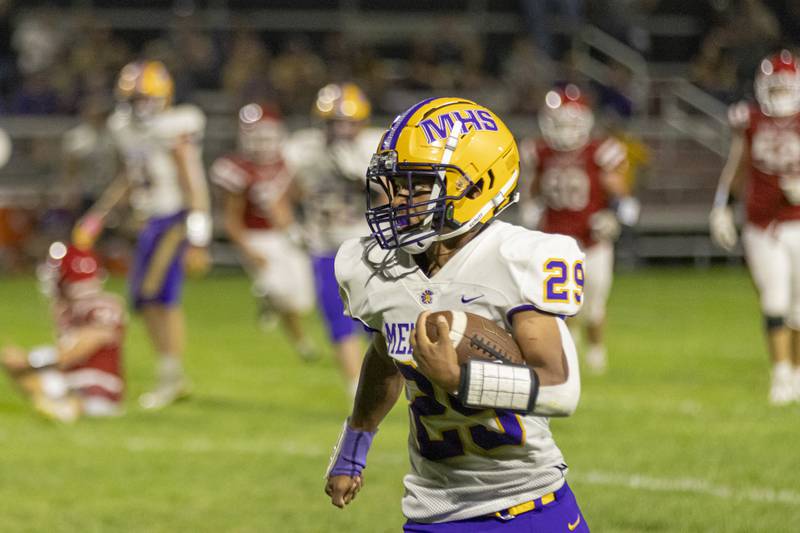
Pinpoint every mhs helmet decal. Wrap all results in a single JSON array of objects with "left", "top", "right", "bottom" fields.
[{"left": 420, "top": 109, "right": 498, "bottom": 144}]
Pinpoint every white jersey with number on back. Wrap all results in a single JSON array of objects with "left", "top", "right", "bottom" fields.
[
  {"left": 108, "top": 104, "right": 206, "bottom": 219},
  {"left": 335, "top": 220, "right": 585, "bottom": 523},
  {"left": 284, "top": 127, "right": 382, "bottom": 254}
]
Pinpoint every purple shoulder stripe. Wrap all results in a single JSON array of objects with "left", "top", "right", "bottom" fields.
[{"left": 507, "top": 304, "right": 568, "bottom": 323}]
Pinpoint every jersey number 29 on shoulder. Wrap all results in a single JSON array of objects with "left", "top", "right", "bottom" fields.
[{"left": 543, "top": 258, "right": 584, "bottom": 304}]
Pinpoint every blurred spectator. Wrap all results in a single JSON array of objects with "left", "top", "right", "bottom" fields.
[
  {"left": 501, "top": 37, "right": 557, "bottom": 113},
  {"left": 520, "top": 0, "right": 584, "bottom": 60},
  {"left": 405, "top": 18, "right": 485, "bottom": 92},
  {"left": 222, "top": 31, "right": 276, "bottom": 107},
  {"left": 270, "top": 35, "right": 326, "bottom": 114},
  {"left": 11, "top": 7, "right": 66, "bottom": 76},
  {"left": 690, "top": 0, "right": 781, "bottom": 101},
  {"left": 9, "top": 72, "right": 60, "bottom": 114},
  {"left": 169, "top": 16, "right": 222, "bottom": 90}
]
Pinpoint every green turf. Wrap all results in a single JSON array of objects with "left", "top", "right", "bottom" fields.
[{"left": 0, "top": 268, "right": 798, "bottom": 532}]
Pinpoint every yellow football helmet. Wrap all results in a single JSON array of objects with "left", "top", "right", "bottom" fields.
[
  {"left": 313, "top": 83, "right": 371, "bottom": 122},
  {"left": 366, "top": 97, "right": 520, "bottom": 253},
  {"left": 115, "top": 60, "right": 174, "bottom": 118}
]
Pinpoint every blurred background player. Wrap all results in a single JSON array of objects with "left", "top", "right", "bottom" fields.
[
  {"left": 283, "top": 83, "right": 383, "bottom": 397},
  {"left": 210, "top": 103, "right": 316, "bottom": 360},
  {"left": 72, "top": 60, "right": 212, "bottom": 410},
  {"left": 521, "top": 84, "right": 639, "bottom": 373},
  {"left": 1, "top": 242, "right": 125, "bottom": 422},
  {"left": 710, "top": 50, "right": 800, "bottom": 405}
]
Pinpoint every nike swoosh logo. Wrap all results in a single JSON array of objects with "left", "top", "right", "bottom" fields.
[
  {"left": 460, "top": 294, "right": 484, "bottom": 304},
  {"left": 568, "top": 515, "right": 582, "bottom": 531}
]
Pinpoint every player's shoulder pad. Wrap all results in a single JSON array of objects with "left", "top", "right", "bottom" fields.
[
  {"left": 727, "top": 101, "right": 752, "bottom": 130},
  {"left": 356, "top": 127, "right": 384, "bottom": 154},
  {"left": 594, "top": 136, "right": 627, "bottom": 170},
  {"left": 210, "top": 154, "right": 249, "bottom": 192},
  {"left": 153, "top": 104, "right": 206, "bottom": 141},
  {"left": 283, "top": 128, "right": 326, "bottom": 171},
  {"left": 334, "top": 236, "right": 383, "bottom": 330},
  {"left": 498, "top": 225, "right": 585, "bottom": 318}
]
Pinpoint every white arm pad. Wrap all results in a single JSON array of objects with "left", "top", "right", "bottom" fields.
[
  {"left": 531, "top": 319, "right": 581, "bottom": 417},
  {"left": 186, "top": 210, "right": 212, "bottom": 247}
]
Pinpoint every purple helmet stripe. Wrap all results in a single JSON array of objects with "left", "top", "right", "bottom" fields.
[{"left": 382, "top": 97, "right": 438, "bottom": 150}]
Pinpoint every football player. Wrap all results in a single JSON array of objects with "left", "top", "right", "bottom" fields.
[
  {"left": 520, "top": 84, "right": 638, "bottom": 374},
  {"left": 2, "top": 242, "right": 125, "bottom": 422},
  {"left": 710, "top": 50, "right": 800, "bottom": 405},
  {"left": 210, "top": 103, "right": 316, "bottom": 360},
  {"left": 325, "top": 98, "right": 589, "bottom": 531},
  {"left": 72, "top": 60, "right": 211, "bottom": 410},
  {"left": 283, "top": 83, "right": 384, "bottom": 396}
]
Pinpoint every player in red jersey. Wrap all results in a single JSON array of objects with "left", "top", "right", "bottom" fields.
[
  {"left": 1, "top": 243, "right": 125, "bottom": 422},
  {"left": 210, "top": 103, "right": 316, "bottom": 360},
  {"left": 521, "top": 84, "right": 638, "bottom": 373},
  {"left": 710, "top": 50, "right": 800, "bottom": 405}
]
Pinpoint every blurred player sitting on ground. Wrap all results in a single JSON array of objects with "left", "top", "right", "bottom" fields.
[
  {"left": 2, "top": 242, "right": 125, "bottom": 422},
  {"left": 283, "top": 83, "right": 384, "bottom": 397},
  {"left": 521, "top": 84, "right": 639, "bottom": 374},
  {"left": 325, "top": 98, "right": 589, "bottom": 531},
  {"left": 73, "top": 60, "right": 212, "bottom": 410},
  {"left": 210, "top": 103, "right": 316, "bottom": 360},
  {"left": 710, "top": 50, "right": 800, "bottom": 405}
]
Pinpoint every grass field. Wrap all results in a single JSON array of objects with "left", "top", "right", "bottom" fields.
[{"left": 1, "top": 267, "right": 799, "bottom": 532}]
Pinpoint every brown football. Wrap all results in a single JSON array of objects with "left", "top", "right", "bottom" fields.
[{"left": 424, "top": 311, "right": 525, "bottom": 365}]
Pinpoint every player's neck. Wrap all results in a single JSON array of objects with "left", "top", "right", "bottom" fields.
[{"left": 417, "top": 226, "right": 483, "bottom": 276}]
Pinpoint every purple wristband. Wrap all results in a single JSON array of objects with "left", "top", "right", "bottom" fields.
[{"left": 328, "top": 425, "right": 376, "bottom": 478}]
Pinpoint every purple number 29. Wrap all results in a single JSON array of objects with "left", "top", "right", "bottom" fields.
[
  {"left": 544, "top": 258, "right": 584, "bottom": 304},
  {"left": 398, "top": 364, "right": 525, "bottom": 461}
]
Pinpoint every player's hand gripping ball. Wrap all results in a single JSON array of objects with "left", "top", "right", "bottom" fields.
[
  {"left": 412, "top": 311, "right": 525, "bottom": 392},
  {"left": 424, "top": 311, "right": 525, "bottom": 365}
]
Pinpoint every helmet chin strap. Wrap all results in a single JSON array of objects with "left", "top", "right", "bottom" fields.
[
  {"left": 400, "top": 121, "right": 464, "bottom": 254},
  {"left": 435, "top": 169, "right": 520, "bottom": 242}
]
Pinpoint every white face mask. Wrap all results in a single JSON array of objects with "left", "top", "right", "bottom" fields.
[
  {"left": 539, "top": 106, "right": 594, "bottom": 151},
  {"left": 756, "top": 74, "right": 800, "bottom": 117}
]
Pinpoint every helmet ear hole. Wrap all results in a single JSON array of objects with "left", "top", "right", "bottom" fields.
[{"left": 467, "top": 179, "right": 484, "bottom": 199}]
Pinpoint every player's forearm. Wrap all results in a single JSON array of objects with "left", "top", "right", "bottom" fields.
[
  {"left": 174, "top": 142, "right": 210, "bottom": 212},
  {"left": 55, "top": 327, "right": 116, "bottom": 369},
  {"left": 89, "top": 175, "right": 129, "bottom": 219},
  {"left": 714, "top": 133, "right": 746, "bottom": 207},
  {"left": 350, "top": 341, "right": 403, "bottom": 432},
  {"left": 513, "top": 312, "right": 568, "bottom": 386}
]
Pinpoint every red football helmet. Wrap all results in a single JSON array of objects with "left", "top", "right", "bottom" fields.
[
  {"left": 38, "top": 242, "right": 103, "bottom": 298},
  {"left": 755, "top": 50, "right": 800, "bottom": 117},
  {"left": 538, "top": 84, "right": 594, "bottom": 151},
  {"left": 238, "top": 103, "right": 286, "bottom": 164}
]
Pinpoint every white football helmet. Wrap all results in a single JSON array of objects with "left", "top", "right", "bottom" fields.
[
  {"left": 538, "top": 84, "right": 594, "bottom": 152},
  {"left": 755, "top": 50, "right": 800, "bottom": 117},
  {"left": 238, "top": 103, "right": 286, "bottom": 164}
]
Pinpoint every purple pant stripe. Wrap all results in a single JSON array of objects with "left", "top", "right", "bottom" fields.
[{"left": 312, "top": 253, "right": 357, "bottom": 342}]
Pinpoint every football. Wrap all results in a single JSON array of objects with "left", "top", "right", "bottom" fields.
[{"left": 425, "top": 311, "right": 525, "bottom": 365}]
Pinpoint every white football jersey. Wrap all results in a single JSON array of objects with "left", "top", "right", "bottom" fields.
[
  {"left": 335, "top": 221, "right": 585, "bottom": 522},
  {"left": 283, "top": 127, "right": 382, "bottom": 254},
  {"left": 108, "top": 104, "right": 206, "bottom": 218}
]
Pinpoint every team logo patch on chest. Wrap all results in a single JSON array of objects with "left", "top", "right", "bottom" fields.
[{"left": 420, "top": 289, "right": 434, "bottom": 305}]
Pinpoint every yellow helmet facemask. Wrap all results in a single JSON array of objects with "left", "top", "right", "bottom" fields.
[{"left": 366, "top": 97, "right": 520, "bottom": 253}]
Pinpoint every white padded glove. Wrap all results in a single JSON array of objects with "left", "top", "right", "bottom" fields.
[
  {"left": 709, "top": 206, "right": 737, "bottom": 251},
  {"left": 779, "top": 174, "right": 800, "bottom": 205},
  {"left": 589, "top": 209, "right": 621, "bottom": 242}
]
